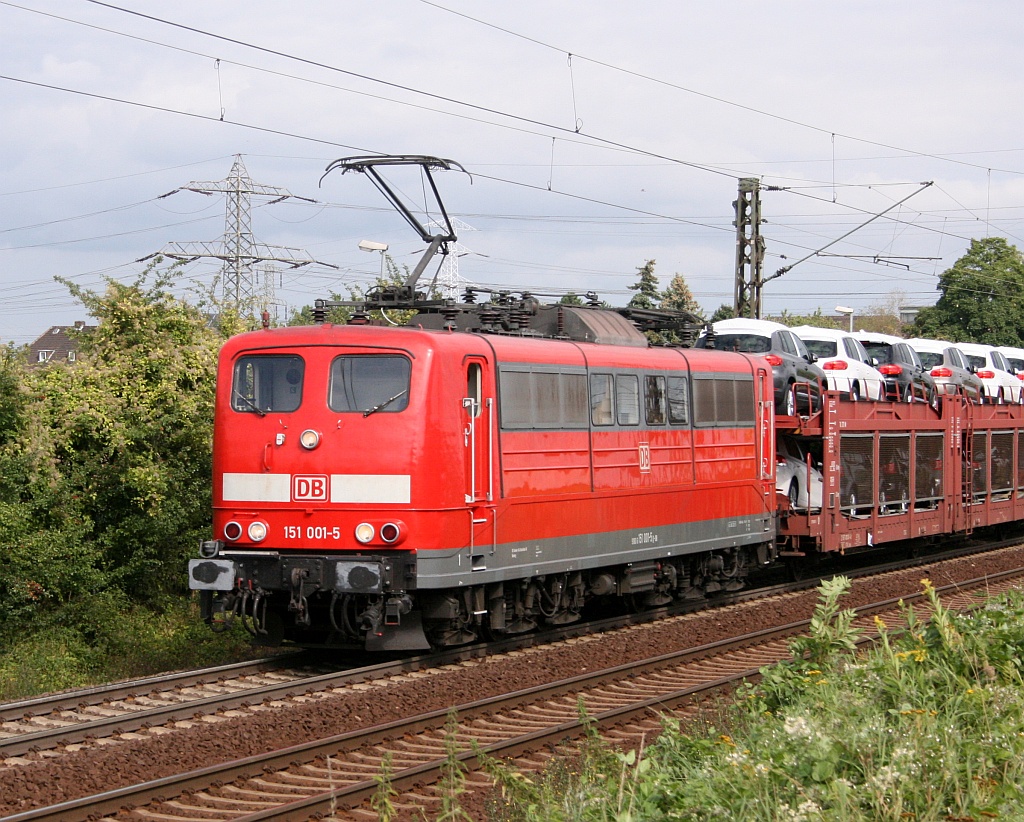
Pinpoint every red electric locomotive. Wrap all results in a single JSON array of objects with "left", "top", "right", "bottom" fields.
[{"left": 189, "top": 299, "right": 777, "bottom": 650}]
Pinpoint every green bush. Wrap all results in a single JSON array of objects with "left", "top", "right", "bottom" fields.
[{"left": 0, "top": 596, "right": 258, "bottom": 700}]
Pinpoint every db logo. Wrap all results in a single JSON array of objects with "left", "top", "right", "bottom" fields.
[
  {"left": 638, "top": 442, "right": 651, "bottom": 474},
  {"left": 293, "top": 475, "right": 328, "bottom": 501}
]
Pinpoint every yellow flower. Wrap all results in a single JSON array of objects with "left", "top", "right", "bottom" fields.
[
  {"left": 920, "top": 578, "right": 933, "bottom": 591},
  {"left": 874, "top": 615, "right": 887, "bottom": 631}
]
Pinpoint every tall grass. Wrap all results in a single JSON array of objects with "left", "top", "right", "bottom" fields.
[
  {"left": 477, "top": 577, "right": 1024, "bottom": 821},
  {"left": 0, "top": 596, "right": 259, "bottom": 700}
]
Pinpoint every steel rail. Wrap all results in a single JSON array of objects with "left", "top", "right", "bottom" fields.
[
  {"left": 0, "top": 653, "right": 303, "bottom": 722},
  {"left": 7, "top": 565, "right": 1022, "bottom": 822}
]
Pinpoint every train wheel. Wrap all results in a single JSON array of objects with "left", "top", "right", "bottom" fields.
[{"left": 786, "top": 552, "right": 820, "bottom": 582}]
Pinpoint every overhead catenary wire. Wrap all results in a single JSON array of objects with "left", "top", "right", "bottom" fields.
[
  {"left": 765, "top": 183, "right": 935, "bottom": 283},
  {"left": 75, "top": 0, "right": 738, "bottom": 181},
  {"left": 415, "top": 0, "right": 1024, "bottom": 177},
  {"left": 2, "top": 2, "right": 1010, "bottom": 259},
  {"left": 2, "top": 2, "right": 1022, "bottom": 336}
]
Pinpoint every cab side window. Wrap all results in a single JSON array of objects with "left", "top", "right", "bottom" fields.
[
  {"left": 645, "top": 375, "right": 667, "bottom": 425},
  {"left": 590, "top": 374, "right": 614, "bottom": 426},
  {"left": 616, "top": 375, "right": 640, "bottom": 425}
]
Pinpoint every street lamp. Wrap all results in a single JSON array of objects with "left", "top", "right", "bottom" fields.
[
  {"left": 835, "top": 305, "right": 854, "bottom": 333},
  {"left": 359, "top": 240, "right": 388, "bottom": 279}
]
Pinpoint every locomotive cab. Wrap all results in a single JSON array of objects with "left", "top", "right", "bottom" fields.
[{"left": 189, "top": 323, "right": 496, "bottom": 650}]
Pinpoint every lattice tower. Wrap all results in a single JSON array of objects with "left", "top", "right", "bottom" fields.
[{"left": 157, "top": 155, "right": 330, "bottom": 311}]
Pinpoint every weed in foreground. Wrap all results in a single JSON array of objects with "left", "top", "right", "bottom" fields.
[{"left": 470, "top": 578, "right": 1024, "bottom": 821}]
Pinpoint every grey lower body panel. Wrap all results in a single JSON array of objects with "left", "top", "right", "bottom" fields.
[{"left": 416, "top": 512, "right": 773, "bottom": 588}]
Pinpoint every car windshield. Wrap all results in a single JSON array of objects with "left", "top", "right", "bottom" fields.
[
  {"left": 712, "top": 333, "right": 771, "bottom": 354},
  {"left": 861, "top": 343, "right": 892, "bottom": 364},
  {"left": 917, "top": 351, "right": 943, "bottom": 369},
  {"left": 964, "top": 354, "right": 986, "bottom": 369},
  {"left": 803, "top": 339, "right": 837, "bottom": 358}
]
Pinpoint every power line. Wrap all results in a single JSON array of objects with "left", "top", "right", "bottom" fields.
[
  {"left": 415, "top": 0, "right": 1024, "bottom": 177},
  {"left": 79, "top": 0, "right": 739, "bottom": 180}
]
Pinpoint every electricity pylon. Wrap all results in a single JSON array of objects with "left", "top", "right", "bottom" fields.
[{"left": 154, "top": 155, "right": 335, "bottom": 311}]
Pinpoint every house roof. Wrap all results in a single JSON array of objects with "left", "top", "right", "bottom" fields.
[{"left": 27, "top": 321, "right": 94, "bottom": 365}]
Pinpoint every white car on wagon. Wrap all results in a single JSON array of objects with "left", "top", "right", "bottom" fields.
[
  {"left": 956, "top": 342, "right": 1024, "bottom": 403},
  {"left": 791, "top": 325, "right": 884, "bottom": 401},
  {"left": 996, "top": 346, "right": 1024, "bottom": 381}
]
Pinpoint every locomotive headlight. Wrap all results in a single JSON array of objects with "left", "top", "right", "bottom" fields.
[
  {"left": 355, "top": 522, "right": 375, "bottom": 544},
  {"left": 299, "top": 429, "right": 321, "bottom": 450},
  {"left": 247, "top": 521, "right": 268, "bottom": 542},
  {"left": 224, "top": 521, "right": 243, "bottom": 541}
]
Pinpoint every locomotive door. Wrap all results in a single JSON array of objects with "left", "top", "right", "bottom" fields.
[
  {"left": 757, "top": 366, "right": 774, "bottom": 482},
  {"left": 463, "top": 358, "right": 496, "bottom": 563}
]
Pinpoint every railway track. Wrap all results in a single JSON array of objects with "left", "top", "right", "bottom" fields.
[
  {"left": 0, "top": 652, "right": 336, "bottom": 760},
  {"left": 0, "top": 536, "right": 990, "bottom": 767},
  {"left": 4, "top": 552, "right": 1023, "bottom": 821}
]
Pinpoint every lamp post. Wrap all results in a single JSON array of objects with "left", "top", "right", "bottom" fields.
[
  {"left": 359, "top": 239, "right": 389, "bottom": 279},
  {"left": 835, "top": 305, "right": 854, "bottom": 333}
]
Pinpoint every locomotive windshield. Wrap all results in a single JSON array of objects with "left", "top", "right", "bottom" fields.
[
  {"left": 232, "top": 355, "right": 304, "bottom": 413},
  {"left": 329, "top": 355, "right": 411, "bottom": 414}
]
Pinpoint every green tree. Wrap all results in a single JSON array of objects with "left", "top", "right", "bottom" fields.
[
  {"left": 627, "top": 259, "right": 661, "bottom": 309},
  {"left": 912, "top": 237, "right": 1024, "bottom": 344},
  {"left": 710, "top": 303, "right": 736, "bottom": 323},
  {"left": 661, "top": 273, "right": 704, "bottom": 321},
  {"left": 0, "top": 263, "right": 229, "bottom": 640},
  {"left": 768, "top": 308, "right": 843, "bottom": 329},
  {"left": 290, "top": 255, "right": 424, "bottom": 326}
]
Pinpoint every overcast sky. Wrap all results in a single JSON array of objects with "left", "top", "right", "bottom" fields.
[{"left": 3, "top": 1, "right": 1023, "bottom": 345}]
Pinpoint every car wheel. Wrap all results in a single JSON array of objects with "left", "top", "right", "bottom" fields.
[
  {"left": 783, "top": 386, "right": 796, "bottom": 416},
  {"left": 903, "top": 383, "right": 914, "bottom": 403},
  {"left": 850, "top": 382, "right": 861, "bottom": 402},
  {"left": 788, "top": 480, "right": 799, "bottom": 509}
]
